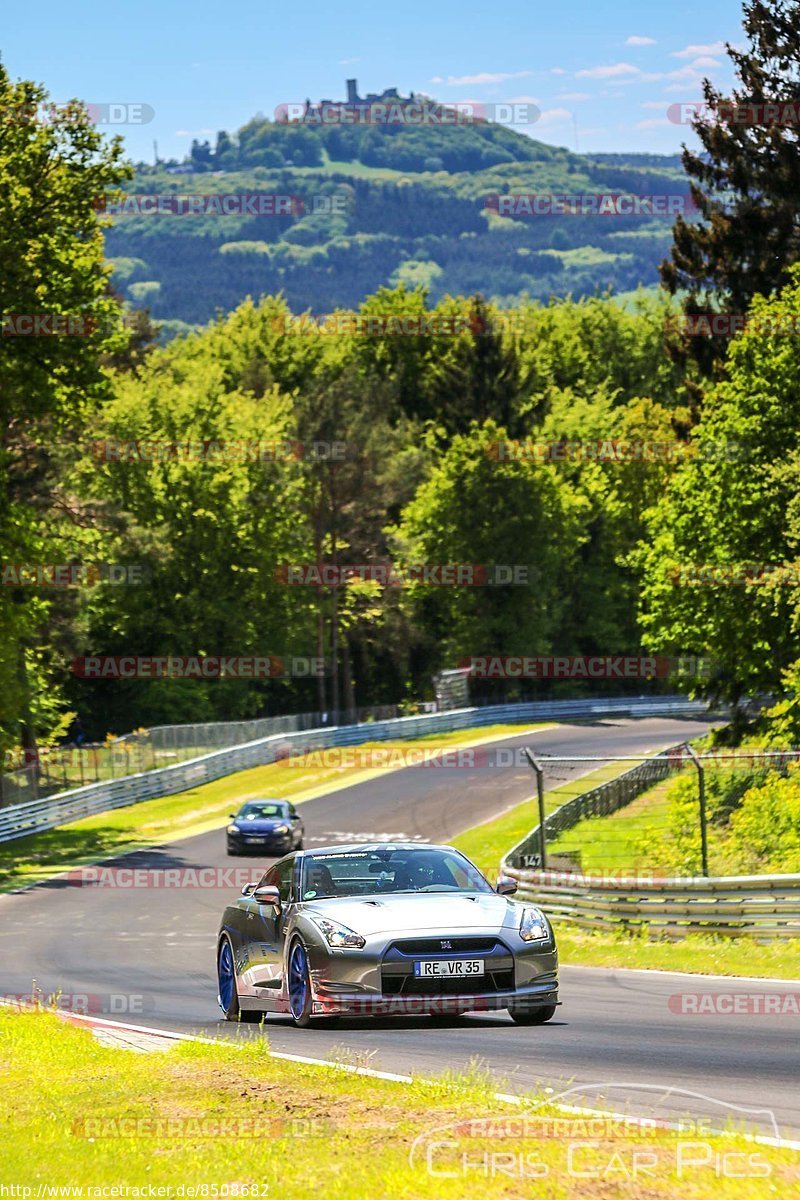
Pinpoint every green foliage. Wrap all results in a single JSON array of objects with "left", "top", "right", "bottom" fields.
[
  {"left": 638, "top": 267, "right": 800, "bottom": 702},
  {"left": 0, "top": 66, "right": 131, "bottom": 754}
]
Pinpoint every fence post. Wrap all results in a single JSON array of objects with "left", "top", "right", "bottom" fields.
[
  {"left": 686, "top": 745, "right": 708, "bottom": 877},
  {"left": 523, "top": 749, "right": 548, "bottom": 871}
]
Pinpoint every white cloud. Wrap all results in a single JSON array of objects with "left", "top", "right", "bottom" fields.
[
  {"left": 641, "top": 100, "right": 668, "bottom": 109},
  {"left": 636, "top": 117, "right": 671, "bottom": 130},
  {"left": 175, "top": 128, "right": 215, "bottom": 137},
  {"left": 338, "top": 57, "right": 361, "bottom": 66},
  {"left": 687, "top": 56, "right": 721, "bottom": 69},
  {"left": 550, "top": 68, "right": 567, "bottom": 75},
  {"left": 672, "top": 41, "right": 726, "bottom": 59},
  {"left": 433, "top": 70, "right": 532, "bottom": 86},
  {"left": 576, "top": 62, "right": 641, "bottom": 80},
  {"left": 536, "top": 107, "right": 573, "bottom": 126},
  {"left": 558, "top": 92, "right": 591, "bottom": 102},
  {"left": 503, "top": 94, "right": 541, "bottom": 104},
  {"left": 626, "top": 36, "right": 656, "bottom": 46}
]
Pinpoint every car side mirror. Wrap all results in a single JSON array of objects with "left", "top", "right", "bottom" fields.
[
  {"left": 253, "top": 884, "right": 282, "bottom": 908},
  {"left": 240, "top": 882, "right": 257, "bottom": 896},
  {"left": 229, "top": 813, "right": 236, "bottom": 819},
  {"left": 496, "top": 876, "right": 518, "bottom": 896}
]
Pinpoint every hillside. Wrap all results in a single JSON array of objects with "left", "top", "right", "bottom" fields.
[{"left": 104, "top": 103, "right": 689, "bottom": 332}]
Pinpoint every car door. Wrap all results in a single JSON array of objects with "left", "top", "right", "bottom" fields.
[
  {"left": 288, "top": 803, "right": 304, "bottom": 844},
  {"left": 238, "top": 857, "right": 295, "bottom": 1003}
]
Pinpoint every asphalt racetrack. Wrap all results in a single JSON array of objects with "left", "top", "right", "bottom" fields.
[{"left": 2, "top": 717, "right": 798, "bottom": 1139}]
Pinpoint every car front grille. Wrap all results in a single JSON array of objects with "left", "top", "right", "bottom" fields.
[
  {"left": 391, "top": 936, "right": 499, "bottom": 956},
  {"left": 382, "top": 969, "right": 515, "bottom": 996}
]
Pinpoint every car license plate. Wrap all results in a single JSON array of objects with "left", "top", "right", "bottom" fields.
[
  {"left": 245, "top": 836, "right": 266, "bottom": 843},
  {"left": 413, "top": 959, "right": 485, "bottom": 978}
]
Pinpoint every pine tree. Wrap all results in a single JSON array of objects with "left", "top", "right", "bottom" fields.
[{"left": 660, "top": 1, "right": 800, "bottom": 370}]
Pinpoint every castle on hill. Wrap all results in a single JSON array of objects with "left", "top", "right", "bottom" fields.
[{"left": 305, "top": 80, "right": 420, "bottom": 117}]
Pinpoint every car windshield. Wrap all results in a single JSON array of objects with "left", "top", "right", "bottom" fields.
[
  {"left": 300, "top": 848, "right": 492, "bottom": 899},
  {"left": 238, "top": 802, "right": 286, "bottom": 819}
]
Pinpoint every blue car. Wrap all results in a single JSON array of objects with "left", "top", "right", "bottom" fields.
[{"left": 226, "top": 799, "right": 304, "bottom": 856}]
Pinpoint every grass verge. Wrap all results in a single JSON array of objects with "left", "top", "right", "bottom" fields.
[
  {"left": 452, "top": 762, "right": 800, "bottom": 981},
  {"left": 452, "top": 761, "right": 624, "bottom": 879},
  {"left": 0, "top": 723, "right": 548, "bottom": 893},
  {"left": 553, "top": 925, "right": 800, "bottom": 980},
  {"left": 1, "top": 1007, "right": 796, "bottom": 1198}
]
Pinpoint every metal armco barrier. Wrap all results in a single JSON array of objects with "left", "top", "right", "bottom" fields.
[
  {"left": 502, "top": 866, "right": 800, "bottom": 939},
  {"left": 0, "top": 694, "right": 710, "bottom": 845},
  {"left": 502, "top": 739, "right": 800, "bottom": 939}
]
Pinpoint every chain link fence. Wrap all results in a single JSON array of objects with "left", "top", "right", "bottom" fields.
[{"left": 506, "top": 746, "right": 800, "bottom": 880}]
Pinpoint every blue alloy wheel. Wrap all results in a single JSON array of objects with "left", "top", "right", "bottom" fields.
[
  {"left": 218, "top": 939, "right": 236, "bottom": 1015},
  {"left": 289, "top": 941, "right": 310, "bottom": 1023}
]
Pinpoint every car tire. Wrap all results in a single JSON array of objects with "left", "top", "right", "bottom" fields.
[
  {"left": 218, "top": 936, "right": 263, "bottom": 1023},
  {"left": 508, "top": 1004, "right": 557, "bottom": 1025},
  {"left": 288, "top": 939, "right": 314, "bottom": 1027}
]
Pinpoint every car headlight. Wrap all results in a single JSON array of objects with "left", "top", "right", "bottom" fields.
[
  {"left": 273, "top": 824, "right": 290, "bottom": 834},
  {"left": 226, "top": 824, "right": 240, "bottom": 835},
  {"left": 309, "top": 916, "right": 366, "bottom": 949},
  {"left": 519, "top": 906, "right": 551, "bottom": 942}
]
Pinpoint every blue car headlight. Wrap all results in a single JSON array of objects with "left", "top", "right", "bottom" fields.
[
  {"left": 226, "top": 824, "right": 240, "bottom": 834},
  {"left": 273, "top": 824, "right": 290, "bottom": 834},
  {"left": 519, "top": 906, "right": 551, "bottom": 942},
  {"left": 309, "top": 916, "right": 366, "bottom": 949}
]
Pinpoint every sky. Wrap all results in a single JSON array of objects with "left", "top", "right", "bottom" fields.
[{"left": 2, "top": 0, "right": 746, "bottom": 163}]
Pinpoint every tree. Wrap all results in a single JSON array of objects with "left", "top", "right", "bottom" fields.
[
  {"left": 0, "top": 66, "right": 130, "bottom": 754},
  {"left": 661, "top": 1, "right": 800, "bottom": 370},
  {"left": 637, "top": 268, "right": 800, "bottom": 703},
  {"left": 391, "top": 422, "right": 587, "bottom": 686}
]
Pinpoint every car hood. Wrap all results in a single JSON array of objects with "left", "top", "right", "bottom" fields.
[{"left": 302, "top": 892, "right": 522, "bottom": 934}]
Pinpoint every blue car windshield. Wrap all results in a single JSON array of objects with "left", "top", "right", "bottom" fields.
[
  {"left": 239, "top": 803, "right": 285, "bottom": 819},
  {"left": 301, "top": 848, "right": 492, "bottom": 899}
]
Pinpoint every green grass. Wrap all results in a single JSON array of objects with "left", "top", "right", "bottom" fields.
[
  {"left": 452, "top": 760, "right": 800, "bottom": 980},
  {"left": 546, "top": 774, "right": 676, "bottom": 874},
  {"left": 1, "top": 1007, "right": 795, "bottom": 1198},
  {"left": 554, "top": 925, "right": 800, "bottom": 980},
  {"left": 451, "top": 761, "right": 625, "bottom": 879},
  {"left": 0, "top": 723, "right": 547, "bottom": 893}
]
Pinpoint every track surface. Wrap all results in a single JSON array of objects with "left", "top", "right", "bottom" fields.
[{"left": 1, "top": 717, "right": 798, "bottom": 1139}]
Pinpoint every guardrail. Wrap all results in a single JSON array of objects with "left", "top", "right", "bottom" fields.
[
  {"left": 501, "top": 738, "right": 800, "bottom": 939},
  {"left": 502, "top": 866, "right": 800, "bottom": 939},
  {"left": 0, "top": 694, "right": 712, "bottom": 845}
]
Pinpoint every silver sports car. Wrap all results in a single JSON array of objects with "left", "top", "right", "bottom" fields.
[{"left": 216, "top": 842, "right": 559, "bottom": 1027}]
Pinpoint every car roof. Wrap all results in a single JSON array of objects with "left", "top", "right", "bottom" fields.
[
  {"left": 239, "top": 798, "right": 288, "bottom": 807},
  {"left": 297, "top": 842, "right": 456, "bottom": 857}
]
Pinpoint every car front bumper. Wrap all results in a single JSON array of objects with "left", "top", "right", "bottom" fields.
[
  {"left": 228, "top": 835, "right": 293, "bottom": 854},
  {"left": 308, "top": 976, "right": 559, "bottom": 1017}
]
